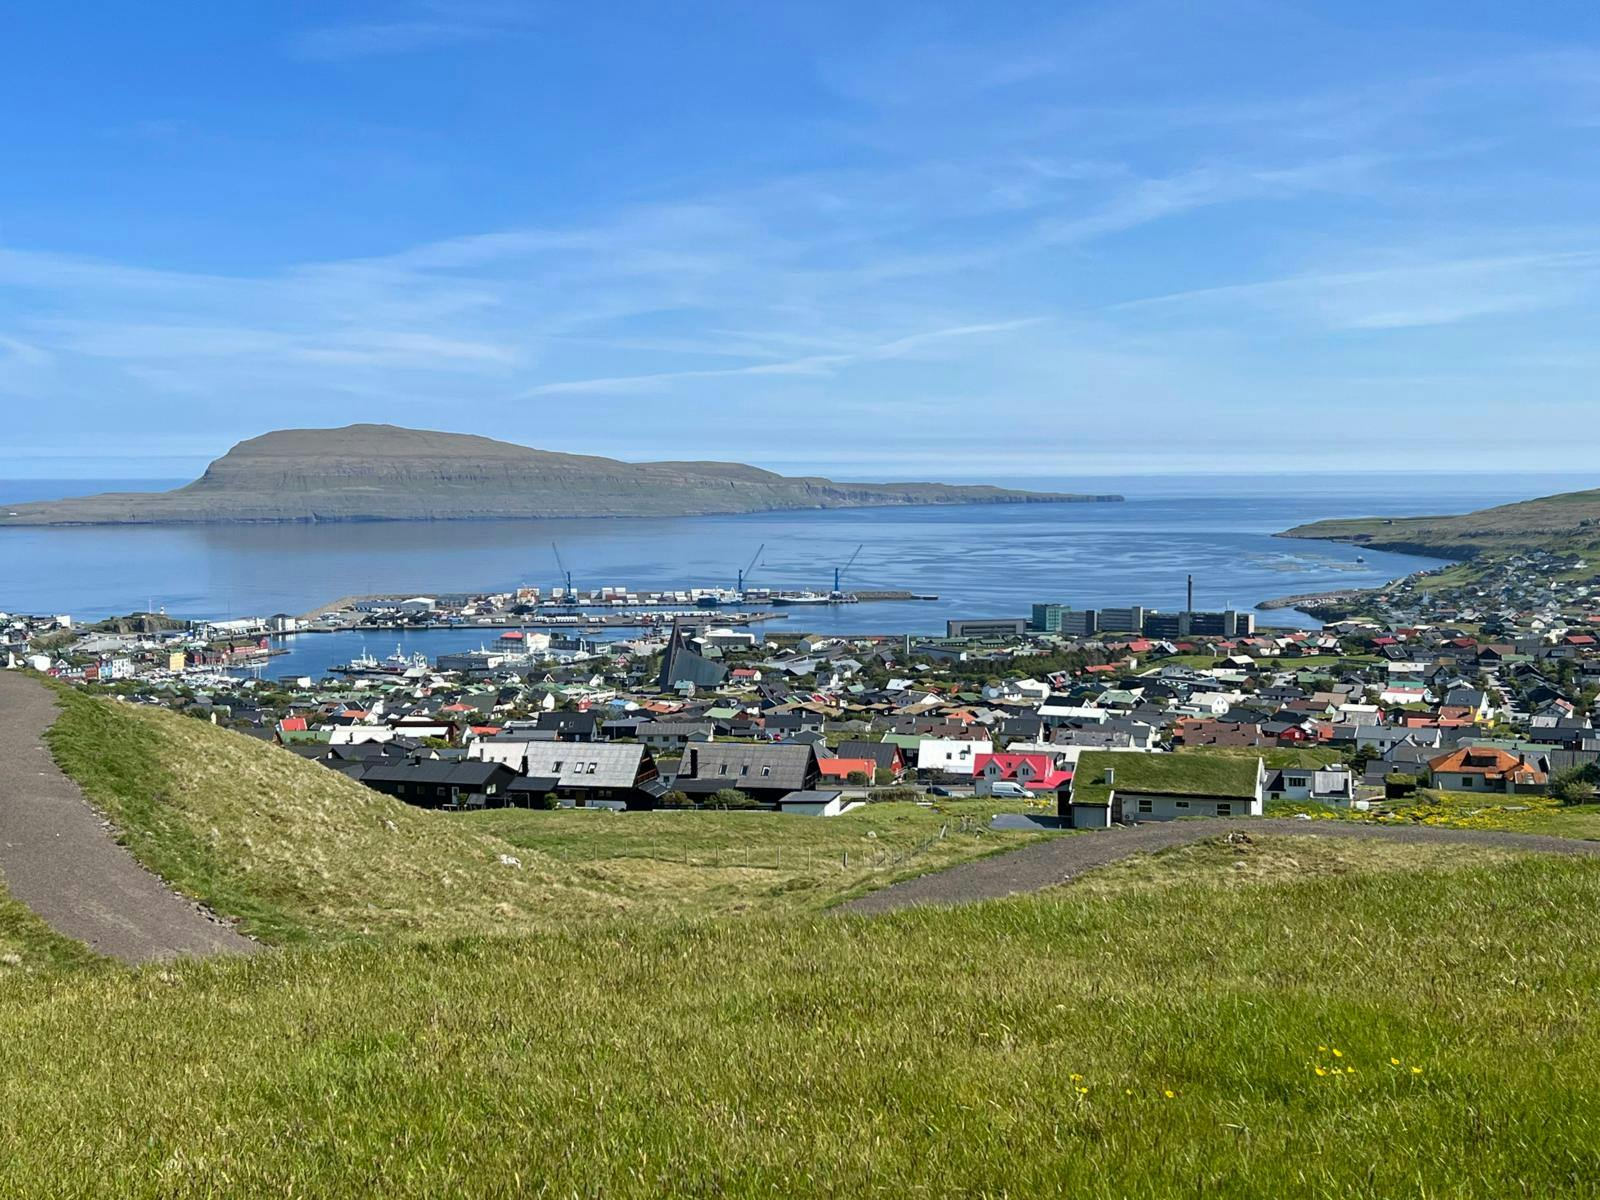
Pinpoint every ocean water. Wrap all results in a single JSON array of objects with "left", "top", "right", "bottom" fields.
[{"left": 1, "top": 473, "right": 1592, "bottom": 680}]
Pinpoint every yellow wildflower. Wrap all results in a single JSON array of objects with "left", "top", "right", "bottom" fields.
[
  {"left": 1390, "top": 1057, "right": 1401, "bottom": 1066},
  {"left": 1331, "top": 1048, "right": 1343, "bottom": 1058},
  {"left": 1314, "top": 1067, "right": 1327, "bottom": 1077},
  {"left": 1410, "top": 1066, "right": 1423, "bottom": 1075},
  {"left": 1164, "top": 1089, "right": 1176, "bottom": 1099}
]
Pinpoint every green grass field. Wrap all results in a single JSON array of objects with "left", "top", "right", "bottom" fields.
[
  {"left": 4, "top": 836, "right": 1600, "bottom": 1197},
  {"left": 11, "top": 688, "right": 1600, "bottom": 1196},
  {"left": 1268, "top": 788, "right": 1600, "bottom": 839}
]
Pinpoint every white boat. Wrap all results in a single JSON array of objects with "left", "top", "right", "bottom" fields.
[{"left": 772, "top": 592, "right": 831, "bottom": 606}]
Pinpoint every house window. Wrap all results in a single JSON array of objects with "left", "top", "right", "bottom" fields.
[
  {"left": 1461, "top": 776, "right": 1473, "bottom": 787},
  {"left": 1137, "top": 798, "right": 1152, "bottom": 814},
  {"left": 761, "top": 765, "right": 771, "bottom": 777},
  {"left": 553, "top": 761, "right": 563, "bottom": 772},
  {"left": 586, "top": 762, "right": 597, "bottom": 774},
  {"left": 741, "top": 764, "right": 750, "bottom": 775},
  {"left": 1216, "top": 803, "right": 1231, "bottom": 816},
  {"left": 1176, "top": 800, "right": 1189, "bottom": 808},
  {"left": 1288, "top": 776, "right": 1308, "bottom": 788}
]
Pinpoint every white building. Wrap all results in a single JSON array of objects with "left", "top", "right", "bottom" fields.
[
  {"left": 1265, "top": 766, "right": 1356, "bottom": 805},
  {"left": 915, "top": 738, "right": 994, "bottom": 779}
]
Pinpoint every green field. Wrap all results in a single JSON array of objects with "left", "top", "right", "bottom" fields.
[
  {"left": 1269, "top": 788, "right": 1600, "bottom": 839},
  {"left": 8, "top": 689, "right": 1600, "bottom": 1196},
  {"left": 5, "top": 836, "right": 1600, "bottom": 1196}
]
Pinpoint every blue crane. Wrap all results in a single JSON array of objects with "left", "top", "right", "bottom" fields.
[
  {"left": 832, "top": 543, "right": 864, "bottom": 597},
  {"left": 551, "top": 542, "right": 575, "bottom": 602},
  {"left": 736, "top": 543, "right": 765, "bottom": 595}
]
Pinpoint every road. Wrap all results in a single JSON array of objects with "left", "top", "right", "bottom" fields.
[
  {"left": 840, "top": 817, "right": 1600, "bottom": 914},
  {"left": 0, "top": 671, "right": 259, "bottom": 964}
]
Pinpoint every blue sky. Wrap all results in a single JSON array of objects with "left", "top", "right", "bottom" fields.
[{"left": 4, "top": 1, "right": 1600, "bottom": 479}]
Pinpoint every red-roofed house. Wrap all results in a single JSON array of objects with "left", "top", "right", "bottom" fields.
[
  {"left": 817, "top": 757, "right": 877, "bottom": 784},
  {"left": 973, "top": 752, "right": 1073, "bottom": 796}
]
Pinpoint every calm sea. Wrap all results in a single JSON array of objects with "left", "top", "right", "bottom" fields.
[{"left": 2, "top": 472, "right": 1591, "bottom": 678}]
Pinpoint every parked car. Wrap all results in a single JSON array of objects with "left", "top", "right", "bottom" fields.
[{"left": 987, "top": 781, "right": 1030, "bottom": 798}]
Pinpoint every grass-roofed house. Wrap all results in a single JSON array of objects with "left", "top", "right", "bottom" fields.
[{"left": 1063, "top": 751, "right": 1265, "bottom": 829}]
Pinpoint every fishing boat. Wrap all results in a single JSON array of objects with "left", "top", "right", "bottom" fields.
[
  {"left": 330, "top": 648, "right": 382, "bottom": 674},
  {"left": 771, "top": 592, "right": 831, "bottom": 606}
]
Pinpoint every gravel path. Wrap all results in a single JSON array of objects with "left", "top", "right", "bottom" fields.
[
  {"left": 0, "top": 671, "right": 258, "bottom": 964},
  {"left": 840, "top": 817, "right": 1600, "bottom": 915}
]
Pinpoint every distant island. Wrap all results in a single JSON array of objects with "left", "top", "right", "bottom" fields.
[
  {"left": 1281, "top": 487, "right": 1600, "bottom": 560},
  {"left": 0, "top": 424, "right": 1122, "bottom": 526}
]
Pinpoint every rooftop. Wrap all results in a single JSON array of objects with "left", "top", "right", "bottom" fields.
[{"left": 1072, "top": 751, "right": 1261, "bottom": 805}]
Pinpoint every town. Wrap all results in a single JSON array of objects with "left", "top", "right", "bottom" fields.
[{"left": 10, "top": 546, "right": 1599, "bottom": 832}]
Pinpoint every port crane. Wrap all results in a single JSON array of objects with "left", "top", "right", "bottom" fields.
[
  {"left": 736, "top": 543, "right": 765, "bottom": 595},
  {"left": 551, "top": 542, "right": 576, "bottom": 604},
  {"left": 831, "top": 543, "right": 864, "bottom": 599}
]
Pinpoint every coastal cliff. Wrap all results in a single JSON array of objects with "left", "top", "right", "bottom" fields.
[{"left": 1, "top": 425, "right": 1122, "bottom": 526}]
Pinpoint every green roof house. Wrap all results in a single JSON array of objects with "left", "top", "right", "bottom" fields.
[{"left": 1065, "top": 751, "right": 1265, "bottom": 828}]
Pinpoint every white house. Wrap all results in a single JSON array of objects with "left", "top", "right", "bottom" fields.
[
  {"left": 982, "top": 678, "right": 1051, "bottom": 704},
  {"left": 1265, "top": 765, "right": 1356, "bottom": 805},
  {"left": 915, "top": 738, "right": 994, "bottom": 779}
]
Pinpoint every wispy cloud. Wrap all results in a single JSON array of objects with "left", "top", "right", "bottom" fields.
[
  {"left": 1114, "top": 249, "right": 1600, "bottom": 329},
  {"left": 518, "top": 319, "right": 1047, "bottom": 396},
  {"left": 289, "top": 3, "right": 533, "bottom": 61}
]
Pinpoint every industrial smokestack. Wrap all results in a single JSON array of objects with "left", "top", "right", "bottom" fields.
[{"left": 1186, "top": 573, "right": 1193, "bottom": 614}]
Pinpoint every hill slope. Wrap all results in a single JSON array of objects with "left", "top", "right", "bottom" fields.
[
  {"left": 39, "top": 687, "right": 1044, "bottom": 942},
  {"left": 0, "top": 424, "right": 1119, "bottom": 525},
  {"left": 1281, "top": 486, "right": 1600, "bottom": 558},
  {"left": 4, "top": 837, "right": 1598, "bottom": 1197}
]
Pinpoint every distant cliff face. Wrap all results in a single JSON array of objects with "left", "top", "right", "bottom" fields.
[{"left": 1, "top": 424, "right": 1123, "bottom": 526}]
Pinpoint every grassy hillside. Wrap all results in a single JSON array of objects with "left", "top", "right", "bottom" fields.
[
  {"left": 1282, "top": 486, "right": 1600, "bottom": 558},
  {"left": 3, "top": 837, "right": 1598, "bottom": 1197},
  {"left": 0, "top": 882, "right": 105, "bottom": 978},
  {"left": 40, "top": 688, "right": 1048, "bottom": 942},
  {"left": 467, "top": 803, "right": 1040, "bottom": 916}
]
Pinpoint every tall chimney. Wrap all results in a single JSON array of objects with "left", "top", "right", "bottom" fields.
[{"left": 1186, "top": 574, "right": 1194, "bottom": 614}]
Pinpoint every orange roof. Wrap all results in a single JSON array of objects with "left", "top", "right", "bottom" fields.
[
  {"left": 817, "top": 758, "right": 876, "bottom": 779},
  {"left": 1427, "top": 747, "right": 1546, "bottom": 785}
]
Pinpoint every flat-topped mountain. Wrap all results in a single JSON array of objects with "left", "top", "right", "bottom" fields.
[
  {"left": 1281, "top": 487, "right": 1600, "bottom": 558},
  {"left": 1, "top": 424, "right": 1120, "bottom": 525}
]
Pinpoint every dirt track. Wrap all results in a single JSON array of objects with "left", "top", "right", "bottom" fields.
[
  {"left": 839, "top": 817, "right": 1600, "bottom": 914},
  {"left": 0, "top": 671, "right": 258, "bottom": 964}
]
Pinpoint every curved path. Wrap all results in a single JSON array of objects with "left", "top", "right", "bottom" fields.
[
  {"left": 841, "top": 817, "right": 1600, "bottom": 915},
  {"left": 0, "top": 671, "right": 258, "bottom": 964}
]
